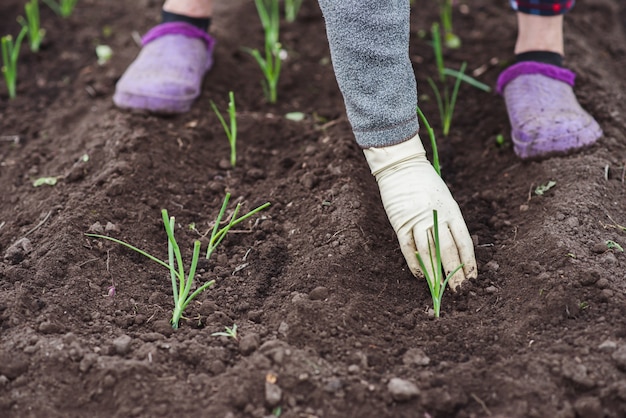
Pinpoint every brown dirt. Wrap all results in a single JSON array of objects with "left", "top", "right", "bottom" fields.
[{"left": 1, "top": 0, "right": 626, "bottom": 417}]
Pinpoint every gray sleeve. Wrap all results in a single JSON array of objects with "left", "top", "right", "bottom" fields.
[{"left": 317, "top": 0, "right": 419, "bottom": 148}]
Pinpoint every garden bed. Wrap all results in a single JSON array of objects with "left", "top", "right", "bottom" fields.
[{"left": 1, "top": 0, "right": 626, "bottom": 417}]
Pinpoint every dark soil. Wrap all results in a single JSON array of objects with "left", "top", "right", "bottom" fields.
[{"left": 1, "top": 0, "right": 626, "bottom": 417}]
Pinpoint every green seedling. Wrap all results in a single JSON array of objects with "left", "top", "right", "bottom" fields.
[
  {"left": 439, "top": 0, "right": 460, "bottom": 49},
  {"left": 211, "top": 324, "right": 238, "bottom": 339},
  {"left": 1, "top": 27, "right": 28, "bottom": 99},
  {"left": 495, "top": 134, "right": 506, "bottom": 147},
  {"left": 95, "top": 45, "right": 112, "bottom": 65},
  {"left": 285, "top": 111, "right": 305, "bottom": 122},
  {"left": 415, "top": 210, "right": 464, "bottom": 318},
  {"left": 534, "top": 180, "right": 556, "bottom": 196},
  {"left": 205, "top": 194, "right": 271, "bottom": 259},
  {"left": 416, "top": 106, "right": 440, "bottom": 176},
  {"left": 284, "top": 0, "right": 303, "bottom": 22},
  {"left": 427, "top": 23, "right": 490, "bottom": 136},
  {"left": 18, "top": 0, "right": 45, "bottom": 53},
  {"left": 87, "top": 193, "right": 270, "bottom": 329},
  {"left": 210, "top": 91, "right": 238, "bottom": 167},
  {"left": 33, "top": 176, "right": 58, "bottom": 187},
  {"left": 245, "top": 0, "right": 282, "bottom": 103},
  {"left": 42, "top": 0, "right": 78, "bottom": 18},
  {"left": 606, "top": 240, "right": 624, "bottom": 252},
  {"left": 578, "top": 301, "right": 589, "bottom": 310}
]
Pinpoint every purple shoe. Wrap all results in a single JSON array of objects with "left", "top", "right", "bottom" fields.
[
  {"left": 497, "top": 61, "right": 602, "bottom": 159},
  {"left": 113, "top": 22, "right": 215, "bottom": 114}
]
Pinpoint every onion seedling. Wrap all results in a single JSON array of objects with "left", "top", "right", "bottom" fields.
[
  {"left": 245, "top": 0, "right": 282, "bottom": 103},
  {"left": 205, "top": 193, "right": 271, "bottom": 259},
  {"left": 284, "top": 0, "right": 303, "bottom": 23},
  {"left": 415, "top": 210, "right": 464, "bottom": 318},
  {"left": 416, "top": 106, "right": 440, "bottom": 176},
  {"left": 1, "top": 27, "right": 28, "bottom": 99},
  {"left": 86, "top": 193, "right": 270, "bottom": 329},
  {"left": 439, "top": 0, "right": 460, "bottom": 49},
  {"left": 42, "top": 0, "right": 78, "bottom": 18},
  {"left": 210, "top": 91, "right": 238, "bottom": 168},
  {"left": 427, "top": 23, "right": 490, "bottom": 136},
  {"left": 18, "top": 0, "right": 45, "bottom": 53}
]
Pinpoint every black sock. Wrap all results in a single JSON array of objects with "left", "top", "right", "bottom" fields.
[
  {"left": 162, "top": 10, "right": 211, "bottom": 31},
  {"left": 515, "top": 51, "right": 563, "bottom": 67}
]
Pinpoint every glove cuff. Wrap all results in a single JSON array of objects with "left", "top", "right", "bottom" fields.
[{"left": 363, "top": 134, "right": 426, "bottom": 176}]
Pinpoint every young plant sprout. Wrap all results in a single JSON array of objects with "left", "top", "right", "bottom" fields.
[
  {"left": 86, "top": 193, "right": 270, "bottom": 329},
  {"left": 245, "top": 0, "right": 282, "bottom": 103},
  {"left": 284, "top": 0, "right": 303, "bottom": 23},
  {"left": 211, "top": 324, "right": 238, "bottom": 339},
  {"left": 534, "top": 180, "right": 556, "bottom": 196},
  {"left": 1, "top": 27, "right": 28, "bottom": 99},
  {"left": 427, "top": 22, "right": 490, "bottom": 136},
  {"left": 18, "top": 0, "right": 45, "bottom": 53},
  {"left": 439, "top": 0, "right": 460, "bottom": 49},
  {"left": 416, "top": 106, "right": 440, "bottom": 176},
  {"left": 205, "top": 193, "right": 271, "bottom": 259},
  {"left": 606, "top": 240, "right": 624, "bottom": 252},
  {"left": 42, "top": 0, "right": 78, "bottom": 18},
  {"left": 210, "top": 91, "right": 238, "bottom": 167},
  {"left": 415, "top": 210, "right": 464, "bottom": 318}
]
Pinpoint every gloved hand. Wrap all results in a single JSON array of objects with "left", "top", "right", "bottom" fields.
[{"left": 363, "top": 134, "right": 477, "bottom": 290}]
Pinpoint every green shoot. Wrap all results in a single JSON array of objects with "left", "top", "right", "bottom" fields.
[
  {"left": 86, "top": 194, "right": 270, "bottom": 329},
  {"left": 210, "top": 91, "right": 238, "bottom": 167},
  {"left": 416, "top": 106, "right": 440, "bottom": 176},
  {"left": 18, "top": 0, "right": 45, "bottom": 53},
  {"left": 33, "top": 176, "right": 58, "bottom": 187},
  {"left": 205, "top": 194, "right": 271, "bottom": 259},
  {"left": 1, "top": 27, "right": 28, "bottom": 99},
  {"left": 606, "top": 240, "right": 624, "bottom": 252},
  {"left": 427, "top": 23, "right": 489, "bottom": 136},
  {"left": 284, "top": 0, "right": 303, "bottom": 22},
  {"left": 95, "top": 45, "right": 112, "bottom": 65},
  {"left": 415, "top": 210, "right": 464, "bottom": 318},
  {"left": 534, "top": 180, "right": 556, "bottom": 196},
  {"left": 42, "top": 0, "right": 78, "bottom": 18},
  {"left": 211, "top": 324, "right": 238, "bottom": 340},
  {"left": 439, "top": 0, "right": 460, "bottom": 49},
  {"left": 245, "top": 0, "right": 282, "bottom": 103}
]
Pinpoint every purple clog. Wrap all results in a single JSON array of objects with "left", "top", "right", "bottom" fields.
[
  {"left": 113, "top": 22, "right": 215, "bottom": 114},
  {"left": 497, "top": 61, "right": 602, "bottom": 159}
]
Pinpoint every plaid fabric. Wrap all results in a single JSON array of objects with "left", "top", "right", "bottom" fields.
[{"left": 510, "top": 0, "right": 574, "bottom": 16}]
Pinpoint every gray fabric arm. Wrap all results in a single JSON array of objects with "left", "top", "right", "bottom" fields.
[{"left": 317, "top": 0, "right": 419, "bottom": 148}]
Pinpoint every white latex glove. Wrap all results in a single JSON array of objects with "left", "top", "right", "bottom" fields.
[{"left": 363, "top": 134, "right": 477, "bottom": 290}]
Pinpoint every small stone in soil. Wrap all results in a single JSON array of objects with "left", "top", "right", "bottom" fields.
[
  {"left": 113, "top": 334, "right": 132, "bottom": 355},
  {"left": 239, "top": 333, "right": 260, "bottom": 356},
  {"left": 309, "top": 286, "right": 329, "bottom": 300},
  {"left": 388, "top": 377, "right": 420, "bottom": 401},
  {"left": 265, "top": 381, "right": 282, "bottom": 407},
  {"left": 402, "top": 348, "right": 430, "bottom": 366}
]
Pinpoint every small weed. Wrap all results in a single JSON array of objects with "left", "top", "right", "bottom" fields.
[
  {"left": 211, "top": 324, "right": 238, "bottom": 340},
  {"left": 578, "top": 301, "right": 589, "bottom": 311},
  {"left": 606, "top": 240, "right": 624, "bottom": 252},
  {"left": 534, "top": 181, "right": 556, "bottom": 196}
]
